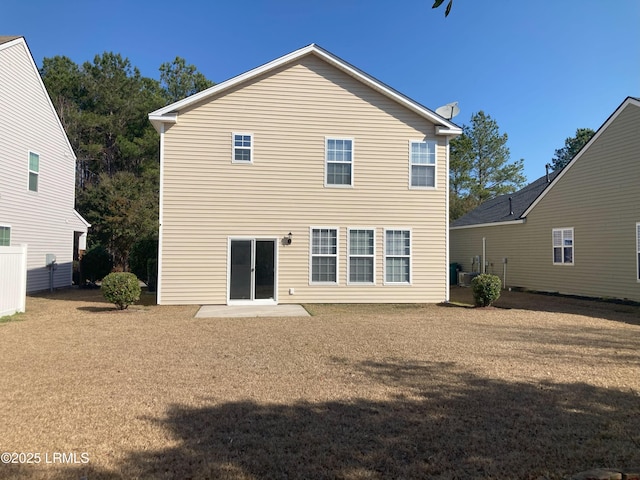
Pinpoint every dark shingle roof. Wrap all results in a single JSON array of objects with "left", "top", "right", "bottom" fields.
[
  {"left": 451, "top": 170, "right": 559, "bottom": 227},
  {"left": 0, "top": 36, "right": 22, "bottom": 45}
]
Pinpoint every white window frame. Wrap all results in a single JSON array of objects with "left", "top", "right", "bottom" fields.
[
  {"left": 0, "top": 224, "right": 11, "bottom": 246},
  {"left": 552, "top": 228, "right": 574, "bottom": 265},
  {"left": 325, "top": 137, "right": 354, "bottom": 187},
  {"left": 347, "top": 228, "right": 376, "bottom": 285},
  {"left": 409, "top": 140, "right": 437, "bottom": 189},
  {"left": 309, "top": 227, "right": 339, "bottom": 285},
  {"left": 28, "top": 151, "right": 40, "bottom": 192},
  {"left": 232, "top": 133, "right": 253, "bottom": 163},
  {"left": 636, "top": 223, "right": 640, "bottom": 282},
  {"left": 384, "top": 228, "right": 412, "bottom": 285}
]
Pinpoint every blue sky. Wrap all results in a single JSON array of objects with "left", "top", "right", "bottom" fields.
[{"left": 3, "top": 0, "right": 638, "bottom": 182}]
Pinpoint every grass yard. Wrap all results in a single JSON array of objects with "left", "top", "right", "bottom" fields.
[{"left": 0, "top": 288, "right": 639, "bottom": 479}]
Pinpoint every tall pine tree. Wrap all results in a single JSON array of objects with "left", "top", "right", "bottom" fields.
[{"left": 449, "top": 111, "right": 526, "bottom": 220}]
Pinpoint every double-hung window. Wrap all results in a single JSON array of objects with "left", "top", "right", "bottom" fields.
[
  {"left": 28, "top": 151, "right": 39, "bottom": 192},
  {"left": 385, "top": 229, "right": 411, "bottom": 284},
  {"left": 0, "top": 226, "right": 10, "bottom": 246},
  {"left": 310, "top": 228, "right": 338, "bottom": 283},
  {"left": 348, "top": 228, "right": 375, "bottom": 284},
  {"left": 553, "top": 228, "right": 574, "bottom": 265},
  {"left": 326, "top": 138, "right": 353, "bottom": 186},
  {"left": 232, "top": 133, "right": 253, "bottom": 163},
  {"left": 410, "top": 140, "right": 436, "bottom": 188}
]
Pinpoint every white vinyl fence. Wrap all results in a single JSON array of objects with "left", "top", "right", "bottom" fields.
[{"left": 0, "top": 244, "right": 27, "bottom": 317}]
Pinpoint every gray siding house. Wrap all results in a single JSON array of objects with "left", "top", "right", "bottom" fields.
[
  {"left": 0, "top": 36, "right": 89, "bottom": 292},
  {"left": 450, "top": 97, "right": 640, "bottom": 302}
]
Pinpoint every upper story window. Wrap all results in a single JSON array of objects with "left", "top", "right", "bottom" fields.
[
  {"left": 553, "top": 228, "right": 574, "bottom": 265},
  {"left": 410, "top": 141, "right": 436, "bottom": 188},
  {"left": 0, "top": 226, "right": 10, "bottom": 246},
  {"left": 232, "top": 133, "right": 253, "bottom": 163},
  {"left": 28, "top": 151, "right": 39, "bottom": 192},
  {"left": 310, "top": 227, "right": 338, "bottom": 284},
  {"left": 326, "top": 138, "right": 353, "bottom": 187},
  {"left": 348, "top": 228, "right": 375, "bottom": 284},
  {"left": 385, "top": 229, "right": 411, "bottom": 284}
]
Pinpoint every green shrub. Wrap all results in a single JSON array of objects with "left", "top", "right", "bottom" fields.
[
  {"left": 81, "top": 245, "right": 113, "bottom": 283},
  {"left": 101, "top": 272, "right": 141, "bottom": 310},
  {"left": 471, "top": 274, "right": 502, "bottom": 307}
]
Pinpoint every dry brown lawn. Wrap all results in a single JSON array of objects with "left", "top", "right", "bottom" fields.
[{"left": 0, "top": 287, "right": 639, "bottom": 479}]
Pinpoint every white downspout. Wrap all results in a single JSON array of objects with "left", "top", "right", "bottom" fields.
[
  {"left": 156, "top": 123, "right": 165, "bottom": 304},
  {"left": 482, "top": 237, "right": 486, "bottom": 274}
]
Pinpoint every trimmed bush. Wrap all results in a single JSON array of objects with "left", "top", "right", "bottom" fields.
[
  {"left": 471, "top": 273, "right": 502, "bottom": 307},
  {"left": 101, "top": 272, "right": 141, "bottom": 310}
]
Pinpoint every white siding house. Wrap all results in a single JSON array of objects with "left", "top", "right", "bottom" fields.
[{"left": 0, "top": 36, "right": 89, "bottom": 293}]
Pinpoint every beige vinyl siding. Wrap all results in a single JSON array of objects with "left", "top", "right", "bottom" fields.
[
  {"left": 0, "top": 39, "right": 83, "bottom": 292},
  {"left": 451, "top": 101, "right": 640, "bottom": 302},
  {"left": 160, "top": 54, "right": 448, "bottom": 304}
]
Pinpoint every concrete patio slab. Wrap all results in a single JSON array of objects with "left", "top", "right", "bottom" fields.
[{"left": 195, "top": 304, "right": 310, "bottom": 318}]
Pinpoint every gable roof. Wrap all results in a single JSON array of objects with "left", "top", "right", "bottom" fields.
[
  {"left": 521, "top": 96, "right": 640, "bottom": 217},
  {"left": 0, "top": 35, "right": 76, "bottom": 160},
  {"left": 149, "top": 44, "right": 462, "bottom": 136},
  {"left": 451, "top": 96, "right": 640, "bottom": 230},
  {"left": 450, "top": 170, "right": 558, "bottom": 229},
  {"left": 0, "top": 36, "right": 21, "bottom": 45}
]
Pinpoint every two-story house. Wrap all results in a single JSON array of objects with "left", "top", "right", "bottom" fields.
[
  {"left": 0, "top": 36, "right": 89, "bottom": 293},
  {"left": 149, "top": 44, "right": 461, "bottom": 305}
]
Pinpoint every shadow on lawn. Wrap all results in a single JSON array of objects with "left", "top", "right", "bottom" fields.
[
  {"left": 49, "top": 360, "right": 640, "bottom": 480},
  {"left": 448, "top": 286, "right": 640, "bottom": 326}
]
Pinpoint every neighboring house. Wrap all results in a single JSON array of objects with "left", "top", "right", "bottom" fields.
[
  {"left": 149, "top": 44, "right": 461, "bottom": 305},
  {"left": 450, "top": 97, "right": 640, "bottom": 302},
  {"left": 0, "top": 36, "right": 89, "bottom": 292}
]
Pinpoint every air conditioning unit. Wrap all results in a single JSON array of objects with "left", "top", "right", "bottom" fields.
[{"left": 457, "top": 272, "right": 480, "bottom": 287}]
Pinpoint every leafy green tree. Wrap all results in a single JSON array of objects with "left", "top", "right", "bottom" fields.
[
  {"left": 432, "top": 0, "right": 454, "bottom": 17},
  {"left": 551, "top": 128, "right": 595, "bottom": 171},
  {"left": 160, "top": 57, "right": 215, "bottom": 103},
  {"left": 40, "top": 52, "right": 214, "bottom": 271},
  {"left": 77, "top": 171, "right": 158, "bottom": 270},
  {"left": 449, "top": 111, "right": 526, "bottom": 219},
  {"left": 41, "top": 53, "right": 167, "bottom": 183}
]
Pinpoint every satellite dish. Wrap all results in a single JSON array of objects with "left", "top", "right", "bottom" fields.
[{"left": 435, "top": 101, "right": 460, "bottom": 120}]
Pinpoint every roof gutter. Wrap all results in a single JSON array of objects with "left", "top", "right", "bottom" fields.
[
  {"left": 450, "top": 218, "right": 525, "bottom": 230},
  {"left": 149, "top": 113, "right": 177, "bottom": 133}
]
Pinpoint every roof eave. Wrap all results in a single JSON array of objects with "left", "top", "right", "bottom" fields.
[
  {"left": 450, "top": 219, "right": 526, "bottom": 230},
  {"left": 149, "top": 113, "right": 177, "bottom": 133}
]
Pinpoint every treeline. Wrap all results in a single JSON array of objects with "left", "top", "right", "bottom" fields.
[{"left": 40, "top": 53, "right": 214, "bottom": 273}]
